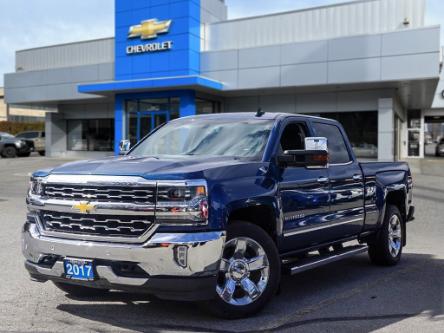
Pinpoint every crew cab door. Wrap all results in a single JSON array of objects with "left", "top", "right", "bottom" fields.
[
  {"left": 276, "top": 120, "right": 331, "bottom": 252},
  {"left": 312, "top": 121, "right": 365, "bottom": 239}
]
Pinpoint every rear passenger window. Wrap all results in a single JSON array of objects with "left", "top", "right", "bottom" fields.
[
  {"left": 20, "top": 132, "right": 37, "bottom": 139},
  {"left": 313, "top": 122, "right": 351, "bottom": 164}
]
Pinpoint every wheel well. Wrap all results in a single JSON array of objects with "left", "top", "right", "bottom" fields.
[
  {"left": 228, "top": 205, "right": 277, "bottom": 241},
  {"left": 386, "top": 190, "right": 406, "bottom": 222}
]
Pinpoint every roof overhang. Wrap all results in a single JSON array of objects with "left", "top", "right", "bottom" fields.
[
  {"left": 218, "top": 78, "right": 439, "bottom": 110},
  {"left": 78, "top": 75, "right": 224, "bottom": 97}
]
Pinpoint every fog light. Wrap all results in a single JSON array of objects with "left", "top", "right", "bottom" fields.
[
  {"left": 26, "top": 213, "right": 37, "bottom": 224},
  {"left": 174, "top": 245, "right": 188, "bottom": 268}
]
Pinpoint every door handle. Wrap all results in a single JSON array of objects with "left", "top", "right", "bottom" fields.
[
  {"left": 353, "top": 174, "right": 363, "bottom": 181},
  {"left": 317, "top": 177, "right": 329, "bottom": 184}
]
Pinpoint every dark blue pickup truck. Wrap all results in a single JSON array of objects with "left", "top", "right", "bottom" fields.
[{"left": 23, "top": 112, "right": 414, "bottom": 318}]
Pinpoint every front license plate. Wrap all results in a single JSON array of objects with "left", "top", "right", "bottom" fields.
[{"left": 64, "top": 258, "right": 95, "bottom": 281}]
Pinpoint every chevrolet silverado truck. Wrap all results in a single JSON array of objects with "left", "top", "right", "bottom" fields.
[{"left": 23, "top": 112, "right": 414, "bottom": 318}]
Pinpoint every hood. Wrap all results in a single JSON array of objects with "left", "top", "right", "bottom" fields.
[
  {"left": 2, "top": 137, "right": 23, "bottom": 144},
  {"left": 40, "top": 155, "right": 253, "bottom": 180}
]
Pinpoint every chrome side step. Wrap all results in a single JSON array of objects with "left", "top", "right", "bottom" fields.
[{"left": 285, "top": 245, "right": 368, "bottom": 275}]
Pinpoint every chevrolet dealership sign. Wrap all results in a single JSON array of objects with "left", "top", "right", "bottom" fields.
[
  {"left": 127, "top": 19, "right": 173, "bottom": 55},
  {"left": 126, "top": 41, "right": 173, "bottom": 55}
]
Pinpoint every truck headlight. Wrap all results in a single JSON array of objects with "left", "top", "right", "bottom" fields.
[
  {"left": 29, "top": 177, "right": 45, "bottom": 196},
  {"left": 15, "top": 140, "right": 25, "bottom": 148},
  {"left": 156, "top": 181, "right": 209, "bottom": 225}
]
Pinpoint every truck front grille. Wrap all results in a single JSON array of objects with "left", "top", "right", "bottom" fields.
[
  {"left": 43, "top": 184, "right": 155, "bottom": 204},
  {"left": 41, "top": 211, "right": 154, "bottom": 237}
]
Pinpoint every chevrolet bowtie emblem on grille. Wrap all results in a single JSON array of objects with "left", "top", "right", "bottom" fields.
[
  {"left": 128, "top": 19, "right": 172, "bottom": 40},
  {"left": 72, "top": 201, "right": 96, "bottom": 214}
]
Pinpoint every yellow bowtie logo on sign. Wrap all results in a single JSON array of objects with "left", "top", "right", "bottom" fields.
[
  {"left": 128, "top": 19, "right": 172, "bottom": 40},
  {"left": 72, "top": 201, "right": 96, "bottom": 214}
]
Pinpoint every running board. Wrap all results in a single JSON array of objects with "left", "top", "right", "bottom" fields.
[{"left": 284, "top": 245, "right": 368, "bottom": 275}]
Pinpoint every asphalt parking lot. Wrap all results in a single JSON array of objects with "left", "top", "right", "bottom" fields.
[{"left": 0, "top": 157, "right": 443, "bottom": 332}]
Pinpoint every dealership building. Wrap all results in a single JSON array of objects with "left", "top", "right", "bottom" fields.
[{"left": 4, "top": 0, "right": 444, "bottom": 160}]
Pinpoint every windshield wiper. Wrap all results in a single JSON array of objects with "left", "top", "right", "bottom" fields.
[{"left": 129, "top": 155, "right": 160, "bottom": 160}]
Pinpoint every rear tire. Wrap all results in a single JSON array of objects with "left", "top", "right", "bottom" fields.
[
  {"left": 1, "top": 146, "right": 17, "bottom": 158},
  {"left": 368, "top": 205, "right": 404, "bottom": 266},
  {"left": 18, "top": 152, "right": 31, "bottom": 157},
  {"left": 53, "top": 282, "right": 109, "bottom": 297},
  {"left": 38, "top": 151, "right": 45, "bottom": 156},
  {"left": 207, "top": 221, "right": 281, "bottom": 319}
]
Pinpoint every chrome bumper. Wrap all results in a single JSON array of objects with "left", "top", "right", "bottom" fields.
[{"left": 22, "top": 222, "right": 225, "bottom": 299}]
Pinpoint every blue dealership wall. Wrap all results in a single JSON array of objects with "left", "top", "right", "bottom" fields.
[
  {"left": 112, "top": 0, "right": 204, "bottom": 154},
  {"left": 115, "top": 0, "right": 201, "bottom": 80}
]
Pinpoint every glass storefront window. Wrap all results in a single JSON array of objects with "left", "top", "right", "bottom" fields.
[
  {"left": 126, "top": 98, "right": 180, "bottom": 146},
  {"left": 125, "top": 97, "right": 218, "bottom": 146},
  {"left": 67, "top": 119, "right": 114, "bottom": 151},
  {"left": 407, "top": 110, "right": 422, "bottom": 158},
  {"left": 407, "top": 130, "right": 421, "bottom": 156},
  {"left": 408, "top": 110, "right": 421, "bottom": 129},
  {"left": 197, "top": 98, "right": 219, "bottom": 114},
  {"left": 318, "top": 111, "right": 378, "bottom": 160},
  {"left": 424, "top": 116, "right": 444, "bottom": 157},
  {"left": 139, "top": 99, "right": 169, "bottom": 112}
]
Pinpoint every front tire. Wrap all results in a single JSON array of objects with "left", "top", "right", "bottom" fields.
[
  {"left": 368, "top": 205, "right": 404, "bottom": 266},
  {"left": 1, "top": 146, "right": 17, "bottom": 158},
  {"left": 53, "top": 282, "right": 109, "bottom": 297},
  {"left": 208, "top": 221, "right": 281, "bottom": 319}
]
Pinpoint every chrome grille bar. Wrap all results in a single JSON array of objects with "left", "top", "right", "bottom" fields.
[
  {"left": 41, "top": 211, "right": 153, "bottom": 237},
  {"left": 43, "top": 184, "right": 155, "bottom": 204}
]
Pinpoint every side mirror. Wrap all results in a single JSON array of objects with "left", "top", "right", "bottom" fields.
[
  {"left": 119, "top": 139, "right": 131, "bottom": 155},
  {"left": 278, "top": 137, "right": 328, "bottom": 168}
]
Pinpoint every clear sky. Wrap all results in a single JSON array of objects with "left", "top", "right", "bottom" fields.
[{"left": 0, "top": 0, "right": 443, "bottom": 86}]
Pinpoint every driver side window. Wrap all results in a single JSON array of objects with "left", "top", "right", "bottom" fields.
[{"left": 280, "top": 122, "right": 308, "bottom": 153}]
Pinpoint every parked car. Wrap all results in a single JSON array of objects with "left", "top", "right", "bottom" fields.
[
  {"left": 16, "top": 131, "right": 45, "bottom": 156},
  {"left": 0, "top": 132, "right": 31, "bottom": 158},
  {"left": 23, "top": 113, "right": 414, "bottom": 318},
  {"left": 435, "top": 138, "right": 444, "bottom": 157}
]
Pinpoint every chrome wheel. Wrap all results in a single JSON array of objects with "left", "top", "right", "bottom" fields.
[
  {"left": 216, "top": 237, "right": 270, "bottom": 306},
  {"left": 388, "top": 215, "right": 402, "bottom": 257}
]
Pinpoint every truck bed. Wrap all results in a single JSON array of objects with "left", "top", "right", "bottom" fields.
[{"left": 359, "top": 161, "right": 410, "bottom": 177}]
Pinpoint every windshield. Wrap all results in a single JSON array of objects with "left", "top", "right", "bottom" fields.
[{"left": 129, "top": 118, "right": 274, "bottom": 159}]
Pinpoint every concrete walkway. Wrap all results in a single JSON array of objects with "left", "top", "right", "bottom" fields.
[{"left": 404, "top": 158, "right": 444, "bottom": 177}]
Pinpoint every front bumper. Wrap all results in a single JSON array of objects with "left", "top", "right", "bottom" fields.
[
  {"left": 18, "top": 145, "right": 31, "bottom": 154},
  {"left": 22, "top": 222, "right": 225, "bottom": 301}
]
